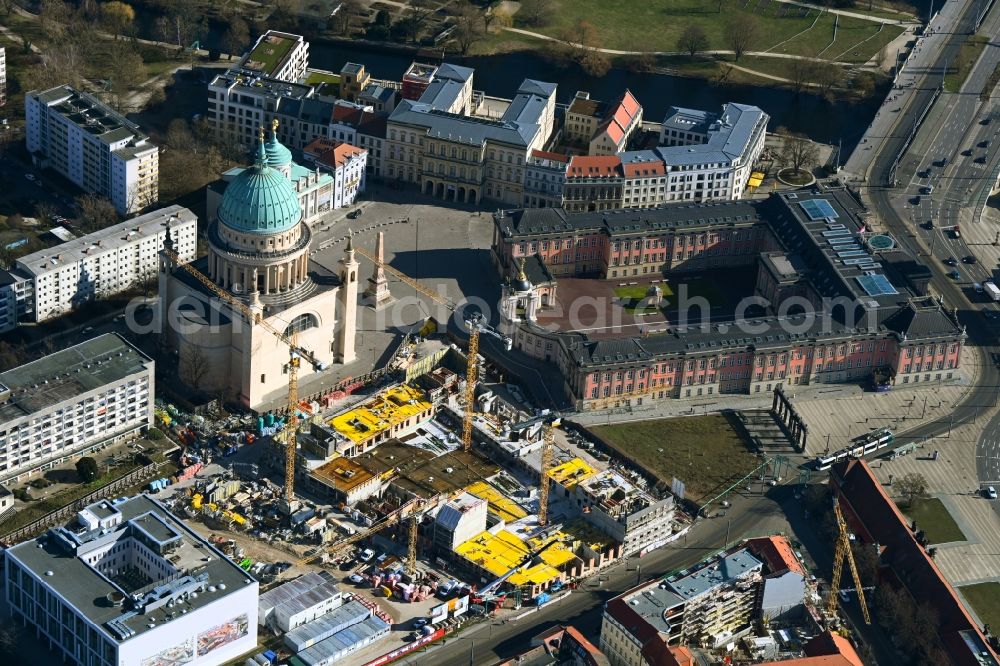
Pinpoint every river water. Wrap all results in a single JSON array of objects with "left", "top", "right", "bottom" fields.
[{"left": 309, "top": 41, "right": 880, "bottom": 154}]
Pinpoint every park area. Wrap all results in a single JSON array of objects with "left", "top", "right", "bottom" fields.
[
  {"left": 588, "top": 413, "right": 759, "bottom": 504},
  {"left": 518, "top": 0, "right": 907, "bottom": 63},
  {"left": 960, "top": 582, "right": 1000, "bottom": 633},
  {"left": 904, "top": 497, "right": 966, "bottom": 544}
]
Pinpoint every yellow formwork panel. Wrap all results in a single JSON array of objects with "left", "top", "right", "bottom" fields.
[
  {"left": 465, "top": 481, "right": 528, "bottom": 522},
  {"left": 546, "top": 458, "right": 597, "bottom": 488},
  {"left": 456, "top": 528, "right": 575, "bottom": 587},
  {"left": 327, "top": 384, "right": 432, "bottom": 443}
]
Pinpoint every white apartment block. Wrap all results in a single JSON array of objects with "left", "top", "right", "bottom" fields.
[
  {"left": 9, "top": 205, "right": 197, "bottom": 325},
  {"left": 522, "top": 150, "right": 568, "bottom": 208},
  {"left": 237, "top": 30, "right": 309, "bottom": 82},
  {"left": 386, "top": 66, "right": 556, "bottom": 206},
  {"left": 302, "top": 139, "right": 368, "bottom": 209},
  {"left": 6, "top": 494, "right": 258, "bottom": 666},
  {"left": 25, "top": 86, "right": 159, "bottom": 215},
  {"left": 0, "top": 334, "right": 153, "bottom": 483},
  {"left": 0, "top": 46, "right": 6, "bottom": 106}
]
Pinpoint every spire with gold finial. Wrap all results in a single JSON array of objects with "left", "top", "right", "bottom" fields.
[
  {"left": 517, "top": 257, "right": 527, "bottom": 281},
  {"left": 254, "top": 126, "right": 267, "bottom": 167},
  {"left": 272, "top": 117, "right": 280, "bottom": 135}
]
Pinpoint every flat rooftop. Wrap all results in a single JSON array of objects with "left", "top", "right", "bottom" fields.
[
  {"left": 465, "top": 480, "right": 528, "bottom": 522},
  {"left": 312, "top": 456, "right": 375, "bottom": 492},
  {"left": 209, "top": 70, "right": 314, "bottom": 101},
  {"left": 16, "top": 205, "right": 196, "bottom": 276},
  {"left": 241, "top": 31, "right": 301, "bottom": 76},
  {"left": 327, "top": 384, "right": 433, "bottom": 444},
  {"left": 356, "top": 440, "right": 499, "bottom": 499},
  {"left": 547, "top": 457, "right": 597, "bottom": 489},
  {"left": 455, "top": 524, "right": 578, "bottom": 587},
  {"left": 0, "top": 333, "right": 152, "bottom": 423},
  {"left": 34, "top": 86, "right": 151, "bottom": 146},
  {"left": 666, "top": 547, "right": 763, "bottom": 600},
  {"left": 7, "top": 494, "right": 255, "bottom": 644}
]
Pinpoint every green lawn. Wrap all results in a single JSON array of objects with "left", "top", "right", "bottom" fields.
[
  {"left": 246, "top": 33, "right": 295, "bottom": 74},
  {"left": 904, "top": 497, "right": 966, "bottom": 544},
  {"left": 518, "top": 0, "right": 892, "bottom": 59},
  {"left": 589, "top": 414, "right": 758, "bottom": 503},
  {"left": 0, "top": 461, "right": 143, "bottom": 536},
  {"left": 305, "top": 70, "right": 342, "bottom": 86},
  {"left": 770, "top": 13, "right": 903, "bottom": 61},
  {"left": 945, "top": 33, "right": 989, "bottom": 92},
  {"left": 959, "top": 582, "right": 1000, "bottom": 631}
]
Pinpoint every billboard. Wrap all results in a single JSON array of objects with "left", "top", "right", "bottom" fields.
[
  {"left": 430, "top": 594, "right": 470, "bottom": 622},
  {"left": 140, "top": 639, "right": 194, "bottom": 666},
  {"left": 197, "top": 613, "right": 249, "bottom": 657}
]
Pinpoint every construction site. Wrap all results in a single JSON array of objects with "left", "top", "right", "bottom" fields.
[{"left": 133, "top": 238, "right": 688, "bottom": 666}]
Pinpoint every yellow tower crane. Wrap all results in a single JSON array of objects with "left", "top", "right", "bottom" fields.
[
  {"left": 538, "top": 425, "right": 554, "bottom": 526},
  {"left": 162, "top": 248, "right": 327, "bottom": 505},
  {"left": 351, "top": 244, "right": 511, "bottom": 452},
  {"left": 827, "top": 500, "right": 872, "bottom": 624}
]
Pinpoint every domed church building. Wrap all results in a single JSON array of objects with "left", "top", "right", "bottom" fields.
[{"left": 159, "top": 130, "right": 358, "bottom": 409}]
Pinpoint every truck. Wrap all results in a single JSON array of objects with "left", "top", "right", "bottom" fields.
[{"left": 985, "top": 281, "right": 1000, "bottom": 302}]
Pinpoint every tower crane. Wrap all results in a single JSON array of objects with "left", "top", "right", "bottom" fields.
[
  {"left": 538, "top": 424, "right": 555, "bottom": 527},
  {"left": 162, "top": 247, "right": 327, "bottom": 505},
  {"left": 351, "top": 244, "right": 511, "bottom": 452},
  {"left": 827, "top": 500, "right": 872, "bottom": 624}
]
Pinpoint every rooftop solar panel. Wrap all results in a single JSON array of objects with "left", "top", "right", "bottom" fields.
[
  {"left": 800, "top": 199, "right": 839, "bottom": 221},
  {"left": 856, "top": 274, "right": 897, "bottom": 296}
]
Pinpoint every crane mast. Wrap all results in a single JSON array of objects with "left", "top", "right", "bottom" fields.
[
  {"left": 827, "top": 501, "right": 872, "bottom": 624},
  {"left": 163, "top": 249, "right": 322, "bottom": 505}
]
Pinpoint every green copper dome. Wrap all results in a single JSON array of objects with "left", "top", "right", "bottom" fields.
[
  {"left": 218, "top": 141, "right": 301, "bottom": 235},
  {"left": 264, "top": 132, "right": 293, "bottom": 169}
]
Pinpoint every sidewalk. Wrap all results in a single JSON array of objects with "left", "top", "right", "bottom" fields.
[{"left": 841, "top": 0, "right": 967, "bottom": 181}]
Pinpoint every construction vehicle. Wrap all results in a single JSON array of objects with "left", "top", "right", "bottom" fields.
[
  {"left": 472, "top": 530, "right": 568, "bottom": 608},
  {"left": 162, "top": 242, "right": 327, "bottom": 506},
  {"left": 827, "top": 500, "right": 871, "bottom": 624},
  {"left": 294, "top": 491, "right": 462, "bottom": 569},
  {"left": 352, "top": 244, "right": 511, "bottom": 453}
]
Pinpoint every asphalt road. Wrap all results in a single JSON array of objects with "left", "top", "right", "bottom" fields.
[{"left": 863, "top": 0, "right": 1000, "bottom": 501}]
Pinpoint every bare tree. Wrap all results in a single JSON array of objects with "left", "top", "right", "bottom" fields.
[
  {"left": 677, "top": 24, "right": 709, "bottom": 58},
  {"left": 520, "top": 0, "right": 555, "bottom": 27},
  {"left": 777, "top": 129, "right": 819, "bottom": 175},
  {"left": 788, "top": 59, "right": 819, "bottom": 94},
  {"left": 453, "top": 5, "right": 482, "bottom": 55},
  {"left": 816, "top": 65, "right": 844, "bottom": 99},
  {"left": 107, "top": 42, "right": 147, "bottom": 99},
  {"left": 180, "top": 345, "right": 210, "bottom": 390},
  {"left": 154, "top": 16, "right": 170, "bottom": 44},
  {"left": 0, "top": 0, "right": 14, "bottom": 16},
  {"left": 571, "top": 20, "right": 610, "bottom": 76},
  {"left": 331, "top": 0, "right": 360, "bottom": 35},
  {"left": 895, "top": 472, "right": 928, "bottom": 507},
  {"left": 74, "top": 194, "right": 119, "bottom": 233},
  {"left": 725, "top": 16, "right": 759, "bottom": 61},
  {"left": 222, "top": 16, "right": 250, "bottom": 60}
]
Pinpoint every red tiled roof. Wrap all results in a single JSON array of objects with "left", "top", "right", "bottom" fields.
[
  {"left": 622, "top": 161, "right": 666, "bottom": 178},
  {"left": 746, "top": 535, "right": 806, "bottom": 577},
  {"left": 595, "top": 117, "right": 625, "bottom": 145},
  {"left": 619, "top": 89, "right": 641, "bottom": 118},
  {"left": 831, "top": 459, "right": 1000, "bottom": 666},
  {"left": 756, "top": 631, "right": 864, "bottom": 666},
  {"left": 567, "top": 155, "right": 622, "bottom": 178},
  {"left": 303, "top": 138, "right": 366, "bottom": 169},
  {"left": 613, "top": 105, "right": 633, "bottom": 131},
  {"left": 531, "top": 149, "right": 571, "bottom": 163}
]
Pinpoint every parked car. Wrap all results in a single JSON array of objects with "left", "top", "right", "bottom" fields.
[
  {"left": 949, "top": 269, "right": 961, "bottom": 280},
  {"left": 349, "top": 573, "right": 365, "bottom": 584},
  {"left": 986, "top": 486, "right": 998, "bottom": 500},
  {"left": 984, "top": 309, "right": 1000, "bottom": 320},
  {"left": 347, "top": 208, "right": 363, "bottom": 219},
  {"left": 963, "top": 255, "right": 978, "bottom": 264},
  {"left": 944, "top": 257, "right": 957, "bottom": 266},
  {"left": 413, "top": 618, "right": 428, "bottom": 629},
  {"left": 24, "top": 174, "right": 35, "bottom": 182},
  {"left": 358, "top": 548, "right": 375, "bottom": 562},
  {"left": 921, "top": 185, "right": 934, "bottom": 195}
]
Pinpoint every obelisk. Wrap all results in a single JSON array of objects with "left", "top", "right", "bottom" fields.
[{"left": 363, "top": 231, "right": 393, "bottom": 309}]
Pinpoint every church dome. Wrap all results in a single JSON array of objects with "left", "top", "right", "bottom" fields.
[
  {"left": 218, "top": 140, "right": 301, "bottom": 235},
  {"left": 264, "top": 132, "right": 293, "bottom": 169}
]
